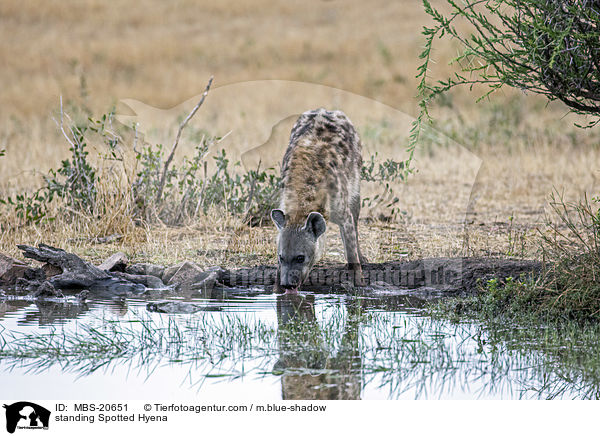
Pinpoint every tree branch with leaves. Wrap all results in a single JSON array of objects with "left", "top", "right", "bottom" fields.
[{"left": 406, "top": 0, "right": 600, "bottom": 167}]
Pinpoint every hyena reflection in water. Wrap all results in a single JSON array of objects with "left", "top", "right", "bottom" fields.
[
  {"left": 274, "top": 294, "right": 362, "bottom": 400},
  {"left": 271, "top": 108, "right": 367, "bottom": 292}
]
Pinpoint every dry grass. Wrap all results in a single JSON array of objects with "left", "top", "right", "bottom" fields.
[{"left": 1, "top": 0, "right": 599, "bottom": 269}]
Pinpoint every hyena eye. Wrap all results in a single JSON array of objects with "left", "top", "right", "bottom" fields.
[{"left": 296, "top": 255, "right": 305, "bottom": 263}]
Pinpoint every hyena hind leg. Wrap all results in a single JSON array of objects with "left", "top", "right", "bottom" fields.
[
  {"left": 339, "top": 213, "right": 366, "bottom": 287},
  {"left": 350, "top": 193, "right": 367, "bottom": 265}
]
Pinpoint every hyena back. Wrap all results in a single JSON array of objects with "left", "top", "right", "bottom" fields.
[{"left": 271, "top": 108, "right": 366, "bottom": 292}]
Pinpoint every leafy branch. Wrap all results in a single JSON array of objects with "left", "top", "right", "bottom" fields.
[{"left": 406, "top": 0, "right": 600, "bottom": 169}]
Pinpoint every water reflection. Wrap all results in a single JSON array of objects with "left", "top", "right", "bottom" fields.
[
  {"left": 21, "top": 301, "right": 91, "bottom": 325},
  {"left": 275, "top": 294, "right": 361, "bottom": 400},
  {"left": 0, "top": 296, "right": 130, "bottom": 326},
  {"left": 1, "top": 290, "right": 599, "bottom": 399}
]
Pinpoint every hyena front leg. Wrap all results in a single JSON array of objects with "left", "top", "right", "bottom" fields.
[
  {"left": 339, "top": 211, "right": 365, "bottom": 287},
  {"left": 274, "top": 266, "right": 284, "bottom": 294}
]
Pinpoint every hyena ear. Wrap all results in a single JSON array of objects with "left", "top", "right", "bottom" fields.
[
  {"left": 304, "top": 212, "right": 326, "bottom": 239},
  {"left": 271, "top": 209, "right": 286, "bottom": 230}
]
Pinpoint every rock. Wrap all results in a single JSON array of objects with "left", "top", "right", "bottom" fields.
[
  {"left": 0, "top": 253, "right": 30, "bottom": 285},
  {"left": 111, "top": 271, "right": 165, "bottom": 289},
  {"left": 31, "top": 281, "right": 64, "bottom": 299},
  {"left": 126, "top": 263, "right": 165, "bottom": 278},
  {"left": 16, "top": 244, "right": 144, "bottom": 296},
  {"left": 42, "top": 263, "right": 62, "bottom": 278},
  {"left": 98, "top": 252, "right": 128, "bottom": 272},
  {"left": 18, "top": 244, "right": 111, "bottom": 286},
  {"left": 189, "top": 270, "right": 219, "bottom": 290},
  {"left": 205, "top": 265, "right": 226, "bottom": 281},
  {"left": 162, "top": 262, "right": 187, "bottom": 284},
  {"left": 163, "top": 261, "right": 205, "bottom": 287},
  {"left": 24, "top": 267, "right": 45, "bottom": 281},
  {"left": 14, "top": 277, "right": 41, "bottom": 295},
  {"left": 147, "top": 301, "right": 205, "bottom": 314},
  {"left": 84, "top": 277, "right": 146, "bottom": 295}
]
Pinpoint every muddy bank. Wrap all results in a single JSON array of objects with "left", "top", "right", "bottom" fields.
[
  {"left": 1, "top": 245, "right": 542, "bottom": 303},
  {"left": 222, "top": 257, "right": 542, "bottom": 296}
]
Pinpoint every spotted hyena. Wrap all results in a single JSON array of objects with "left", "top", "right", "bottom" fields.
[{"left": 271, "top": 108, "right": 366, "bottom": 292}]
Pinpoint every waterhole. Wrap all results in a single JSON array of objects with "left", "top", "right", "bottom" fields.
[{"left": 1, "top": 290, "right": 599, "bottom": 400}]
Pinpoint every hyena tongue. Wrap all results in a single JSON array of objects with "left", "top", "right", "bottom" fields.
[{"left": 284, "top": 287, "right": 299, "bottom": 295}]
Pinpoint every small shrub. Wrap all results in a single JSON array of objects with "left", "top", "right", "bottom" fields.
[
  {"left": 361, "top": 152, "right": 405, "bottom": 218},
  {"left": 0, "top": 190, "right": 51, "bottom": 224},
  {"left": 132, "top": 142, "right": 281, "bottom": 225},
  {"left": 44, "top": 122, "right": 97, "bottom": 213},
  {"left": 1, "top": 116, "right": 99, "bottom": 224}
]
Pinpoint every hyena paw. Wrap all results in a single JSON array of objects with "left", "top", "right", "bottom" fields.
[{"left": 346, "top": 263, "right": 366, "bottom": 287}]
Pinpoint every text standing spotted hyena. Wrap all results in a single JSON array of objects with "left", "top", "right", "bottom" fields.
[{"left": 271, "top": 108, "right": 366, "bottom": 292}]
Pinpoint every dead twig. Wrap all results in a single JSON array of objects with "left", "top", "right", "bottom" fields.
[
  {"left": 53, "top": 96, "right": 76, "bottom": 150},
  {"left": 156, "top": 76, "right": 213, "bottom": 204}
]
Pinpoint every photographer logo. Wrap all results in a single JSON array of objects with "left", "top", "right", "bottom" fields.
[{"left": 3, "top": 402, "right": 50, "bottom": 433}]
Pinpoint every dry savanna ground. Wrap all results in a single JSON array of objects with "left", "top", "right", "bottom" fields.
[{"left": 0, "top": 0, "right": 598, "bottom": 269}]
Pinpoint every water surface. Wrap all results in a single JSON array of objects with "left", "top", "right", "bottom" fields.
[{"left": 1, "top": 290, "right": 598, "bottom": 400}]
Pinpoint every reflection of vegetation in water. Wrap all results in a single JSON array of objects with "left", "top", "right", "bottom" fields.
[
  {"left": 362, "top": 315, "right": 600, "bottom": 399},
  {"left": 481, "top": 320, "right": 600, "bottom": 399},
  {"left": 0, "top": 312, "right": 277, "bottom": 379},
  {"left": 1, "top": 303, "right": 599, "bottom": 399}
]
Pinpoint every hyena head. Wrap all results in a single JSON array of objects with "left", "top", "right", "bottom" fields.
[{"left": 271, "top": 209, "right": 326, "bottom": 291}]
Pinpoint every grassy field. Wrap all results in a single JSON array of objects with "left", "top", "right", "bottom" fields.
[{"left": 1, "top": 0, "right": 599, "bottom": 269}]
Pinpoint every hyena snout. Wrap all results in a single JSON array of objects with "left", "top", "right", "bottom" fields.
[{"left": 279, "top": 268, "right": 304, "bottom": 289}]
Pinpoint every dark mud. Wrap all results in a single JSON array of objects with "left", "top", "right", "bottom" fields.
[
  {"left": 1, "top": 244, "right": 541, "bottom": 308},
  {"left": 222, "top": 257, "right": 542, "bottom": 296}
]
